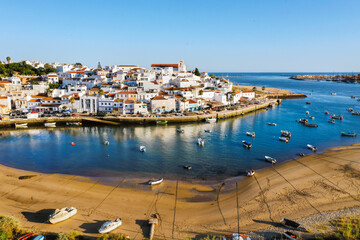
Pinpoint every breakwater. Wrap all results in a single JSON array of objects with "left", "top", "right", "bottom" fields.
[
  {"left": 0, "top": 117, "right": 82, "bottom": 128},
  {"left": 268, "top": 93, "right": 307, "bottom": 99}
]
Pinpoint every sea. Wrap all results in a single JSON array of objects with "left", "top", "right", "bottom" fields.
[{"left": 1, "top": 73, "right": 360, "bottom": 181}]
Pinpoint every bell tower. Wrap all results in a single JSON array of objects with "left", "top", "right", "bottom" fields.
[{"left": 178, "top": 59, "right": 186, "bottom": 72}]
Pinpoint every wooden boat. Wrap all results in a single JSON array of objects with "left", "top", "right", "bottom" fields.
[
  {"left": 156, "top": 120, "right": 168, "bottom": 125},
  {"left": 267, "top": 122, "right": 277, "bottom": 126},
  {"left": 281, "top": 130, "right": 291, "bottom": 138},
  {"left": 139, "top": 146, "right": 146, "bottom": 152},
  {"left": 279, "top": 137, "right": 289, "bottom": 143},
  {"left": 280, "top": 218, "right": 307, "bottom": 232},
  {"left": 265, "top": 156, "right": 277, "bottom": 164},
  {"left": 305, "top": 123, "right": 318, "bottom": 128},
  {"left": 341, "top": 132, "right": 357, "bottom": 137},
  {"left": 247, "top": 170, "right": 255, "bottom": 176},
  {"left": 305, "top": 102, "right": 311, "bottom": 104},
  {"left": 183, "top": 165, "right": 192, "bottom": 170},
  {"left": 352, "top": 112, "right": 360, "bottom": 116},
  {"left": 307, "top": 144, "right": 317, "bottom": 151},
  {"left": 297, "top": 118, "right": 308, "bottom": 124},
  {"left": 98, "top": 218, "right": 122, "bottom": 234},
  {"left": 148, "top": 178, "right": 163, "bottom": 185},
  {"left": 328, "top": 119, "right": 335, "bottom": 124},
  {"left": 15, "top": 123, "right": 28, "bottom": 128},
  {"left": 197, "top": 138, "right": 205, "bottom": 146},
  {"left": 205, "top": 118, "right": 217, "bottom": 123},
  {"left": 223, "top": 233, "right": 251, "bottom": 240},
  {"left": 44, "top": 122, "right": 56, "bottom": 128},
  {"left": 49, "top": 207, "right": 77, "bottom": 224},
  {"left": 242, "top": 140, "right": 252, "bottom": 148},
  {"left": 176, "top": 129, "right": 184, "bottom": 133},
  {"left": 282, "top": 231, "right": 300, "bottom": 240},
  {"left": 246, "top": 131, "right": 255, "bottom": 137}
]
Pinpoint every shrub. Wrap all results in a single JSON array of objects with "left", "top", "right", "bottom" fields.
[
  {"left": 97, "top": 233, "right": 130, "bottom": 240},
  {"left": 0, "top": 231, "right": 11, "bottom": 240},
  {"left": 56, "top": 230, "right": 81, "bottom": 240},
  {"left": 0, "top": 216, "right": 20, "bottom": 238}
]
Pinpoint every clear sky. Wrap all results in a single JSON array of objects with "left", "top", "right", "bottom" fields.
[{"left": 1, "top": 0, "right": 359, "bottom": 72}]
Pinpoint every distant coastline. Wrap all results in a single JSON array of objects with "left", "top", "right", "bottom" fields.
[{"left": 289, "top": 74, "right": 360, "bottom": 83}]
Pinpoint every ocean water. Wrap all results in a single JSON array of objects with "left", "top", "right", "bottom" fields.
[{"left": 0, "top": 73, "right": 360, "bottom": 180}]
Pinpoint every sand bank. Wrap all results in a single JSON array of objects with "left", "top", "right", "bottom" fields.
[{"left": 1, "top": 144, "right": 360, "bottom": 239}]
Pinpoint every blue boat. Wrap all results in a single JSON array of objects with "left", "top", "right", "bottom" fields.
[
  {"left": 242, "top": 140, "right": 252, "bottom": 148},
  {"left": 32, "top": 235, "right": 45, "bottom": 240}
]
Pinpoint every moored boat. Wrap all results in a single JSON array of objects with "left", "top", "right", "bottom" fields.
[
  {"left": 205, "top": 118, "right": 217, "bottom": 123},
  {"left": 305, "top": 111, "right": 309, "bottom": 115},
  {"left": 139, "top": 146, "right": 146, "bottom": 152},
  {"left": 305, "top": 123, "right": 318, "bottom": 128},
  {"left": 66, "top": 122, "right": 81, "bottom": 126},
  {"left": 176, "top": 129, "right": 184, "bottom": 133},
  {"left": 351, "top": 96, "right": 356, "bottom": 99},
  {"left": 49, "top": 207, "right": 77, "bottom": 224},
  {"left": 246, "top": 131, "right": 255, "bottom": 137},
  {"left": 156, "top": 120, "right": 168, "bottom": 125},
  {"left": 148, "top": 178, "right": 163, "bottom": 185},
  {"left": 32, "top": 235, "right": 45, "bottom": 240},
  {"left": 204, "top": 129, "right": 212, "bottom": 133},
  {"left": 281, "top": 130, "right": 291, "bottom": 138},
  {"left": 297, "top": 118, "right": 308, "bottom": 124},
  {"left": 242, "top": 140, "right": 252, "bottom": 148},
  {"left": 347, "top": 108, "right": 354, "bottom": 112},
  {"left": 183, "top": 165, "right": 192, "bottom": 170},
  {"left": 197, "top": 138, "right": 205, "bottom": 146},
  {"left": 267, "top": 122, "right": 277, "bottom": 126},
  {"left": 324, "top": 110, "right": 329, "bottom": 115},
  {"left": 98, "top": 218, "right": 122, "bottom": 234},
  {"left": 279, "top": 137, "right": 289, "bottom": 143},
  {"left": 280, "top": 218, "right": 307, "bottom": 232},
  {"left": 305, "top": 102, "right": 311, "bottom": 104},
  {"left": 265, "top": 156, "right": 277, "bottom": 164},
  {"left": 331, "top": 114, "right": 343, "bottom": 120},
  {"left": 15, "top": 123, "right": 28, "bottom": 128},
  {"left": 104, "top": 141, "right": 110, "bottom": 145},
  {"left": 352, "top": 112, "right": 360, "bottom": 116},
  {"left": 308, "top": 116, "right": 315, "bottom": 120},
  {"left": 44, "top": 122, "right": 56, "bottom": 128},
  {"left": 307, "top": 144, "right": 317, "bottom": 151},
  {"left": 331, "top": 92, "right": 336, "bottom": 95},
  {"left": 282, "top": 231, "right": 299, "bottom": 240},
  {"left": 341, "top": 132, "right": 357, "bottom": 137},
  {"left": 247, "top": 170, "right": 255, "bottom": 176}
]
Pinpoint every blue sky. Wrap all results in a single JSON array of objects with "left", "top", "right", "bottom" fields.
[{"left": 1, "top": 0, "right": 359, "bottom": 72}]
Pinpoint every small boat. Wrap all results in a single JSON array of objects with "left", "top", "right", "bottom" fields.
[
  {"left": 305, "top": 111, "right": 309, "bottom": 115},
  {"left": 242, "top": 140, "right": 252, "bottom": 148},
  {"left": 265, "top": 156, "right": 277, "bottom": 164},
  {"left": 347, "top": 108, "right": 354, "bottom": 112},
  {"left": 299, "top": 153, "right": 305, "bottom": 157},
  {"left": 49, "top": 207, "right": 77, "bottom": 224},
  {"left": 204, "top": 129, "right": 212, "bottom": 133},
  {"left": 357, "top": 98, "right": 360, "bottom": 101},
  {"left": 104, "top": 141, "right": 110, "bottom": 145},
  {"left": 247, "top": 170, "right": 255, "bottom": 176},
  {"left": 328, "top": 119, "right": 335, "bottom": 124},
  {"left": 305, "top": 123, "right": 318, "bottom": 128},
  {"left": 280, "top": 218, "right": 307, "bottom": 232},
  {"left": 156, "top": 120, "right": 168, "bottom": 125},
  {"left": 282, "top": 231, "right": 299, "bottom": 240},
  {"left": 246, "top": 132, "right": 255, "bottom": 137},
  {"left": 351, "top": 96, "right": 356, "bottom": 99},
  {"left": 44, "top": 122, "right": 56, "bottom": 128},
  {"left": 279, "top": 137, "right": 289, "bottom": 143},
  {"left": 197, "top": 138, "right": 205, "bottom": 146},
  {"left": 66, "top": 122, "right": 81, "bottom": 126},
  {"left": 148, "top": 178, "right": 163, "bottom": 185},
  {"left": 205, "top": 118, "right": 217, "bottom": 123},
  {"left": 305, "top": 102, "right": 311, "bottom": 104},
  {"left": 341, "top": 132, "right": 357, "bottom": 137},
  {"left": 324, "top": 110, "right": 329, "bottom": 115},
  {"left": 176, "top": 129, "right": 184, "bottom": 133},
  {"left": 297, "top": 118, "right": 308, "bottom": 124},
  {"left": 15, "top": 123, "right": 28, "bottom": 128},
  {"left": 183, "top": 165, "right": 192, "bottom": 170},
  {"left": 308, "top": 116, "right": 315, "bottom": 120},
  {"left": 32, "top": 235, "right": 45, "bottom": 240},
  {"left": 281, "top": 130, "right": 291, "bottom": 138},
  {"left": 98, "top": 218, "right": 122, "bottom": 234},
  {"left": 222, "top": 233, "right": 251, "bottom": 240},
  {"left": 307, "top": 144, "right": 317, "bottom": 151},
  {"left": 139, "top": 146, "right": 146, "bottom": 152},
  {"left": 331, "top": 92, "right": 336, "bottom": 95},
  {"left": 352, "top": 112, "right": 360, "bottom": 116},
  {"left": 18, "top": 233, "right": 36, "bottom": 240},
  {"left": 331, "top": 114, "right": 343, "bottom": 120},
  {"left": 267, "top": 122, "right": 277, "bottom": 126}
]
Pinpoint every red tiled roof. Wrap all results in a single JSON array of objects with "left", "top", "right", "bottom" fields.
[
  {"left": 152, "top": 96, "right": 167, "bottom": 100},
  {"left": 242, "top": 90, "right": 254, "bottom": 93},
  {"left": 28, "top": 99, "right": 40, "bottom": 102}
]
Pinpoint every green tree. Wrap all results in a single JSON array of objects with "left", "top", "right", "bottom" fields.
[
  {"left": 210, "top": 73, "right": 216, "bottom": 78},
  {"left": 194, "top": 68, "right": 200, "bottom": 76},
  {"left": 252, "top": 87, "right": 257, "bottom": 91},
  {"left": 199, "top": 89, "right": 203, "bottom": 95},
  {"left": 75, "top": 62, "right": 82, "bottom": 67},
  {"left": 99, "top": 89, "right": 105, "bottom": 96},
  {"left": 262, "top": 86, "right": 266, "bottom": 91},
  {"left": 6, "top": 56, "right": 11, "bottom": 64}
]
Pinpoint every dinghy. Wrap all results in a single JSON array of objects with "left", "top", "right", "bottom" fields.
[
  {"left": 307, "top": 144, "right": 317, "bottom": 151},
  {"left": 32, "top": 235, "right": 45, "bottom": 240},
  {"left": 49, "top": 207, "right": 77, "bottom": 224},
  {"left": 280, "top": 218, "right": 307, "bottom": 232},
  {"left": 183, "top": 165, "right": 192, "bottom": 170},
  {"left": 247, "top": 170, "right": 255, "bottom": 176},
  {"left": 305, "top": 123, "right": 318, "bottom": 128},
  {"left": 104, "top": 141, "right": 110, "bottom": 145},
  {"left": 44, "top": 122, "right": 56, "bottom": 128},
  {"left": 204, "top": 129, "right": 212, "bottom": 133},
  {"left": 139, "top": 146, "right": 146, "bottom": 152},
  {"left": 280, "top": 130, "right": 291, "bottom": 138},
  {"left": 242, "top": 140, "right": 252, "bottom": 148},
  {"left": 176, "top": 129, "right": 184, "bottom": 133},
  {"left": 246, "top": 132, "right": 255, "bottom": 137},
  {"left": 282, "top": 231, "right": 299, "bottom": 240},
  {"left": 98, "top": 218, "right": 122, "bottom": 234},
  {"left": 341, "top": 132, "right": 357, "bottom": 137},
  {"left": 15, "top": 123, "right": 28, "bottom": 128},
  {"left": 267, "top": 122, "right": 277, "bottom": 126},
  {"left": 279, "top": 137, "right": 289, "bottom": 143},
  {"left": 148, "top": 178, "right": 163, "bottom": 185},
  {"left": 265, "top": 156, "right": 277, "bottom": 164},
  {"left": 328, "top": 119, "right": 335, "bottom": 124},
  {"left": 222, "top": 233, "right": 251, "bottom": 240},
  {"left": 205, "top": 118, "right": 217, "bottom": 123}
]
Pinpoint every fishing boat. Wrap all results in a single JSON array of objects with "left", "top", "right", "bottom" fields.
[
  {"left": 44, "top": 122, "right": 56, "bottom": 128},
  {"left": 324, "top": 110, "right": 329, "bottom": 115},
  {"left": 282, "top": 231, "right": 299, "bottom": 240},
  {"left": 305, "top": 123, "right": 318, "bottom": 128},
  {"left": 297, "top": 118, "right": 308, "bottom": 124},
  {"left": 104, "top": 141, "right": 110, "bottom": 145},
  {"left": 222, "top": 233, "right": 251, "bottom": 240},
  {"left": 331, "top": 92, "right": 336, "bottom": 95},
  {"left": 156, "top": 120, "right": 168, "bottom": 125},
  {"left": 307, "top": 144, "right": 317, "bottom": 151},
  {"left": 98, "top": 218, "right": 122, "bottom": 234},
  {"left": 204, "top": 129, "right": 212, "bottom": 133},
  {"left": 176, "top": 129, "right": 184, "bottom": 133},
  {"left": 267, "top": 122, "right": 277, "bottom": 126},
  {"left": 305, "top": 102, "right": 311, "bottom": 104},
  {"left": 148, "top": 178, "right": 163, "bottom": 185},
  {"left": 242, "top": 140, "right": 252, "bottom": 148},
  {"left": 197, "top": 138, "right": 205, "bottom": 146},
  {"left": 247, "top": 170, "right": 255, "bottom": 176},
  {"left": 352, "top": 112, "right": 360, "bottom": 116},
  {"left": 49, "top": 207, "right": 77, "bottom": 224},
  {"left": 331, "top": 114, "right": 343, "bottom": 120},
  {"left": 279, "top": 137, "right": 289, "bottom": 143},
  {"left": 281, "top": 130, "right": 291, "bottom": 138},
  {"left": 246, "top": 131, "right": 255, "bottom": 137},
  {"left": 328, "top": 119, "right": 335, "bottom": 124},
  {"left": 265, "top": 156, "right": 277, "bottom": 164},
  {"left": 139, "top": 146, "right": 146, "bottom": 152},
  {"left": 15, "top": 123, "right": 28, "bottom": 128},
  {"left": 205, "top": 118, "right": 217, "bottom": 123},
  {"left": 280, "top": 218, "right": 307, "bottom": 232},
  {"left": 183, "top": 165, "right": 192, "bottom": 170},
  {"left": 341, "top": 132, "right": 357, "bottom": 137}
]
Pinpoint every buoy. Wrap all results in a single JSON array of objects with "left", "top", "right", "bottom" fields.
[{"left": 71, "top": 142, "right": 75, "bottom": 146}]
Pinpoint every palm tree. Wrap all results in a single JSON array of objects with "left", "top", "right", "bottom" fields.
[{"left": 6, "top": 56, "right": 11, "bottom": 64}]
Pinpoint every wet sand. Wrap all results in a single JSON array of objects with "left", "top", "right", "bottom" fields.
[{"left": 1, "top": 143, "right": 360, "bottom": 239}]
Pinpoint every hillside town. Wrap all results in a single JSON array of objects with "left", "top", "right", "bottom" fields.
[{"left": 0, "top": 59, "right": 256, "bottom": 118}]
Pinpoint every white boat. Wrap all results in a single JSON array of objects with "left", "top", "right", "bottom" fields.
[
  {"left": 307, "top": 144, "right": 317, "bottom": 151},
  {"left": 279, "top": 137, "right": 289, "bottom": 143},
  {"left": 242, "top": 140, "right": 252, "bottom": 148},
  {"left": 282, "top": 231, "right": 298, "bottom": 240},
  {"left": 139, "top": 146, "right": 146, "bottom": 152},
  {"left": 331, "top": 92, "right": 336, "bottom": 95},
  {"left": 44, "top": 122, "right": 56, "bottom": 128},
  {"left": 280, "top": 130, "right": 291, "bottom": 138},
  {"left": 15, "top": 123, "right": 28, "bottom": 128},
  {"left": 104, "top": 141, "right": 110, "bottom": 145},
  {"left": 205, "top": 118, "right": 217, "bottom": 123},
  {"left": 246, "top": 132, "right": 255, "bottom": 138},
  {"left": 309, "top": 116, "right": 315, "bottom": 120},
  {"left": 247, "top": 170, "right": 255, "bottom": 176},
  {"left": 265, "top": 156, "right": 277, "bottom": 164},
  {"left": 49, "top": 207, "right": 77, "bottom": 224},
  {"left": 222, "top": 233, "right": 251, "bottom": 240},
  {"left": 328, "top": 119, "right": 335, "bottom": 124},
  {"left": 148, "top": 178, "right": 163, "bottom": 185},
  {"left": 197, "top": 138, "right": 205, "bottom": 146},
  {"left": 305, "top": 111, "right": 309, "bottom": 115},
  {"left": 66, "top": 122, "right": 81, "bottom": 126},
  {"left": 98, "top": 218, "right": 122, "bottom": 234},
  {"left": 267, "top": 122, "right": 277, "bottom": 126},
  {"left": 176, "top": 129, "right": 184, "bottom": 133}
]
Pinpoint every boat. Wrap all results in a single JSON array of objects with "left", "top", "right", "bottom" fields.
[
  {"left": 265, "top": 156, "right": 277, "bottom": 164},
  {"left": 139, "top": 146, "right": 146, "bottom": 152},
  {"left": 66, "top": 122, "right": 81, "bottom": 126},
  {"left": 222, "top": 233, "right": 251, "bottom": 240},
  {"left": 98, "top": 218, "right": 122, "bottom": 234},
  {"left": 299, "top": 153, "right": 305, "bottom": 157},
  {"left": 324, "top": 110, "right": 329, "bottom": 115},
  {"left": 280, "top": 218, "right": 307, "bottom": 232},
  {"left": 32, "top": 235, "right": 45, "bottom": 240},
  {"left": 305, "top": 102, "right": 311, "bottom": 104},
  {"left": 352, "top": 112, "right": 360, "bottom": 116},
  {"left": 305, "top": 111, "right": 309, "bottom": 115},
  {"left": 205, "top": 118, "right": 217, "bottom": 123},
  {"left": 347, "top": 108, "right": 354, "bottom": 112},
  {"left": 279, "top": 137, "right": 289, "bottom": 143},
  {"left": 156, "top": 120, "right": 168, "bottom": 125},
  {"left": 242, "top": 140, "right": 252, "bottom": 148},
  {"left": 104, "top": 141, "right": 110, "bottom": 145},
  {"left": 17, "top": 233, "right": 36, "bottom": 240},
  {"left": 305, "top": 123, "right": 318, "bottom": 128},
  {"left": 308, "top": 116, "right": 315, "bottom": 120},
  {"left": 307, "top": 144, "right": 317, "bottom": 151},
  {"left": 197, "top": 138, "right": 205, "bottom": 146},
  {"left": 183, "top": 165, "right": 192, "bottom": 170},
  {"left": 331, "top": 114, "right": 343, "bottom": 120},
  {"left": 15, "top": 123, "right": 28, "bottom": 128},
  {"left": 282, "top": 231, "right": 300, "bottom": 240},
  {"left": 49, "top": 207, "right": 77, "bottom": 224},
  {"left": 148, "top": 178, "right": 163, "bottom": 185},
  {"left": 341, "top": 132, "right": 357, "bottom": 137},
  {"left": 176, "top": 129, "right": 184, "bottom": 133},
  {"left": 44, "top": 122, "right": 56, "bottom": 128},
  {"left": 204, "top": 129, "right": 212, "bottom": 133},
  {"left": 351, "top": 96, "right": 356, "bottom": 99},
  {"left": 280, "top": 130, "right": 291, "bottom": 138},
  {"left": 247, "top": 170, "right": 255, "bottom": 176},
  {"left": 267, "top": 122, "right": 277, "bottom": 126},
  {"left": 331, "top": 92, "right": 336, "bottom": 95},
  {"left": 246, "top": 132, "right": 255, "bottom": 137}
]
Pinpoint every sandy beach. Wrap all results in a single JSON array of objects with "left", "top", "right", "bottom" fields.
[{"left": 1, "top": 144, "right": 360, "bottom": 239}]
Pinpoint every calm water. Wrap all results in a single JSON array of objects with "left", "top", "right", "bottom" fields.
[{"left": 1, "top": 73, "right": 360, "bottom": 180}]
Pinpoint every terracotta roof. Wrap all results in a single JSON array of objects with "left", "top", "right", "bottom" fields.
[
  {"left": 125, "top": 100, "right": 134, "bottom": 103},
  {"left": 152, "top": 96, "right": 167, "bottom": 101},
  {"left": 28, "top": 99, "right": 40, "bottom": 102},
  {"left": 0, "top": 96, "right": 8, "bottom": 99},
  {"left": 0, "top": 104, "right": 7, "bottom": 108},
  {"left": 188, "top": 99, "right": 197, "bottom": 104},
  {"left": 151, "top": 64, "right": 178, "bottom": 68},
  {"left": 242, "top": 90, "right": 254, "bottom": 93},
  {"left": 114, "top": 98, "right": 124, "bottom": 102},
  {"left": 42, "top": 97, "right": 61, "bottom": 101},
  {"left": 0, "top": 81, "right": 11, "bottom": 84}
]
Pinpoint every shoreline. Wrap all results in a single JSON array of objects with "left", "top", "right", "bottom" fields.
[{"left": 1, "top": 143, "right": 360, "bottom": 239}]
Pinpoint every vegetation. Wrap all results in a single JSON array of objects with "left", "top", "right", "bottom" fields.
[
  {"left": 75, "top": 62, "right": 82, "bottom": 67},
  {"left": 199, "top": 89, "right": 203, "bottom": 95},
  {"left": 210, "top": 73, "right": 216, "bottom": 78},
  {"left": 194, "top": 68, "right": 201, "bottom": 76},
  {"left": 99, "top": 89, "right": 105, "bottom": 96},
  {"left": 262, "top": 86, "right": 266, "bottom": 91},
  {"left": 0, "top": 215, "right": 21, "bottom": 239},
  {"left": 333, "top": 216, "right": 360, "bottom": 240},
  {"left": 6, "top": 57, "right": 11, "bottom": 64},
  {"left": 49, "top": 83, "right": 60, "bottom": 89},
  {"left": 0, "top": 62, "right": 56, "bottom": 77},
  {"left": 97, "top": 233, "right": 130, "bottom": 240},
  {"left": 56, "top": 230, "right": 82, "bottom": 240},
  {"left": 252, "top": 86, "right": 257, "bottom": 91}
]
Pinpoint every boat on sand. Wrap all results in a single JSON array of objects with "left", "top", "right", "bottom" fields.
[
  {"left": 280, "top": 218, "right": 307, "bottom": 232},
  {"left": 148, "top": 178, "right": 163, "bottom": 185},
  {"left": 265, "top": 156, "right": 277, "bottom": 164},
  {"left": 247, "top": 170, "right": 255, "bottom": 176},
  {"left": 49, "top": 207, "right": 77, "bottom": 224},
  {"left": 98, "top": 218, "right": 122, "bottom": 234}
]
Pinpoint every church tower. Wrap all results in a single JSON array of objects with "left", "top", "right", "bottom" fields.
[{"left": 178, "top": 59, "right": 186, "bottom": 72}]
